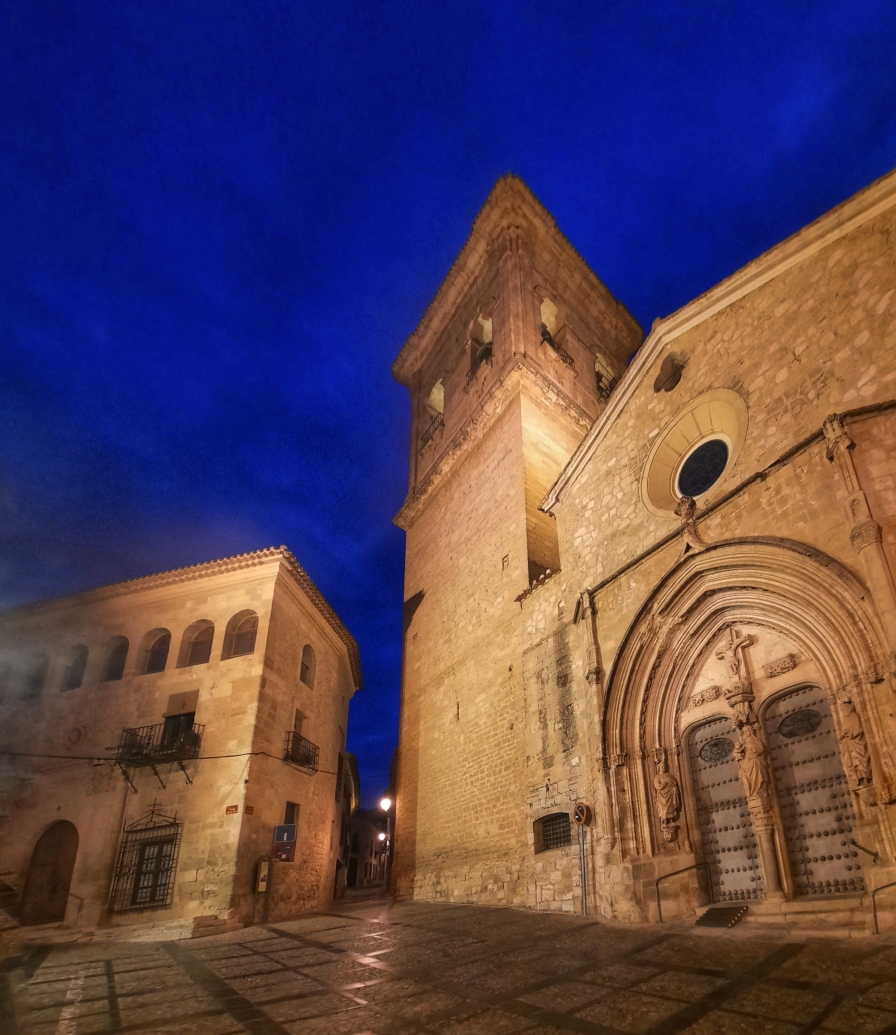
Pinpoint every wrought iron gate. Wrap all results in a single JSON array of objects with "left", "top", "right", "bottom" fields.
[
  {"left": 688, "top": 715, "right": 762, "bottom": 902},
  {"left": 764, "top": 686, "right": 864, "bottom": 897}
]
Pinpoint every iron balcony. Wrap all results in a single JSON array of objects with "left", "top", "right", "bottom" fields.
[
  {"left": 284, "top": 730, "right": 320, "bottom": 772},
  {"left": 116, "top": 722, "right": 204, "bottom": 765}
]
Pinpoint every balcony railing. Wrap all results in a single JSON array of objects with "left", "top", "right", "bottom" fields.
[
  {"left": 421, "top": 412, "right": 444, "bottom": 446},
  {"left": 540, "top": 324, "right": 575, "bottom": 368},
  {"left": 284, "top": 730, "right": 320, "bottom": 772},
  {"left": 116, "top": 722, "right": 204, "bottom": 766}
]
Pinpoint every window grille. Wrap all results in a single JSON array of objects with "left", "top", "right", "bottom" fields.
[
  {"left": 539, "top": 813, "right": 572, "bottom": 851},
  {"left": 109, "top": 805, "right": 182, "bottom": 912},
  {"left": 283, "top": 730, "right": 319, "bottom": 772}
]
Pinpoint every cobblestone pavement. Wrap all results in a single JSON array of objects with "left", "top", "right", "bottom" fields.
[{"left": 4, "top": 895, "right": 896, "bottom": 1035}]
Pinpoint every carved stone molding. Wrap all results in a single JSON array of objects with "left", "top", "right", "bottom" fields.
[
  {"left": 691, "top": 685, "right": 720, "bottom": 708},
  {"left": 763, "top": 654, "right": 798, "bottom": 678},
  {"left": 611, "top": 753, "right": 628, "bottom": 768},
  {"left": 850, "top": 521, "right": 883, "bottom": 551}
]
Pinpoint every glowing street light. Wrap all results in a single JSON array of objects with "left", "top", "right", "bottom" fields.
[
  {"left": 377, "top": 832, "right": 386, "bottom": 842},
  {"left": 379, "top": 796, "right": 392, "bottom": 812}
]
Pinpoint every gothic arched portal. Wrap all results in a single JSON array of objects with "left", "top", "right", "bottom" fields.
[{"left": 599, "top": 537, "right": 893, "bottom": 916}]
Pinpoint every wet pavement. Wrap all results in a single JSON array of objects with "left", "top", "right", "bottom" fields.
[{"left": 4, "top": 893, "right": 896, "bottom": 1035}]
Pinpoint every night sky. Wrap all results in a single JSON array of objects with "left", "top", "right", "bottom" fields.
[{"left": 2, "top": 2, "right": 895, "bottom": 805}]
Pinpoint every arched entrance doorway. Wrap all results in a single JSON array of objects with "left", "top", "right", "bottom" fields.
[
  {"left": 764, "top": 686, "right": 865, "bottom": 898},
  {"left": 21, "top": 821, "right": 78, "bottom": 925}
]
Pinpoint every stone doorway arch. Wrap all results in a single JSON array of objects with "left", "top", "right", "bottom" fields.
[
  {"left": 599, "top": 537, "right": 893, "bottom": 920},
  {"left": 21, "top": 821, "right": 78, "bottom": 925}
]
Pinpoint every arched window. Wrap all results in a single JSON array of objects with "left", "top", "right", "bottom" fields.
[
  {"left": 101, "top": 637, "right": 129, "bottom": 682},
  {"left": 60, "top": 645, "right": 89, "bottom": 692},
  {"left": 300, "top": 644, "right": 316, "bottom": 688},
  {"left": 178, "top": 621, "right": 214, "bottom": 668},
  {"left": 222, "top": 611, "right": 258, "bottom": 659},
  {"left": 21, "top": 653, "right": 49, "bottom": 698},
  {"left": 469, "top": 315, "right": 493, "bottom": 378},
  {"left": 141, "top": 630, "right": 171, "bottom": 675}
]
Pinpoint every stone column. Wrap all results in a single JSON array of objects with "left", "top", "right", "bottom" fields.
[
  {"left": 749, "top": 803, "right": 784, "bottom": 897},
  {"left": 823, "top": 414, "right": 896, "bottom": 653}
]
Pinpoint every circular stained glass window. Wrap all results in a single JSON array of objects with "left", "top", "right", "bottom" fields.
[
  {"left": 677, "top": 439, "right": 729, "bottom": 498},
  {"left": 778, "top": 709, "right": 823, "bottom": 739},
  {"left": 699, "top": 737, "right": 734, "bottom": 763}
]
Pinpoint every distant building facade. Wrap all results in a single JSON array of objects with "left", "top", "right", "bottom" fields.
[
  {"left": 348, "top": 808, "right": 388, "bottom": 888},
  {"left": 392, "top": 170, "right": 896, "bottom": 932},
  {"left": 0, "top": 546, "right": 361, "bottom": 936}
]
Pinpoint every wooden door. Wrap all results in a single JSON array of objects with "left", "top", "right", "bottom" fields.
[{"left": 21, "top": 821, "right": 79, "bottom": 925}]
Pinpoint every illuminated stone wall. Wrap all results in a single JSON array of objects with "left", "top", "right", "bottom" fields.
[
  {"left": 0, "top": 547, "right": 360, "bottom": 936},
  {"left": 394, "top": 169, "right": 896, "bottom": 930}
]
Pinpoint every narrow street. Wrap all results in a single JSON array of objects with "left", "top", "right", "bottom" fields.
[{"left": 3, "top": 894, "right": 896, "bottom": 1035}]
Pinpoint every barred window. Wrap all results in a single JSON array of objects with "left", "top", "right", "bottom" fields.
[
  {"left": 110, "top": 808, "right": 182, "bottom": 912},
  {"left": 534, "top": 812, "right": 572, "bottom": 854}
]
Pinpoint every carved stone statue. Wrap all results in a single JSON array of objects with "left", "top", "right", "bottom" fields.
[
  {"left": 653, "top": 760, "right": 682, "bottom": 842},
  {"left": 715, "top": 626, "right": 753, "bottom": 685},
  {"left": 838, "top": 693, "right": 872, "bottom": 787},
  {"left": 734, "top": 723, "right": 772, "bottom": 801},
  {"left": 675, "top": 496, "right": 706, "bottom": 558}
]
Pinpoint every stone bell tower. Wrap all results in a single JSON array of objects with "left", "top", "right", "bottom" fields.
[{"left": 391, "top": 176, "right": 642, "bottom": 904}]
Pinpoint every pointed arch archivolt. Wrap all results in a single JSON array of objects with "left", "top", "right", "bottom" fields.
[{"left": 600, "top": 537, "right": 891, "bottom": 857}]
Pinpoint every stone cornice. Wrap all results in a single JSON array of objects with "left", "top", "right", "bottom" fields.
[
  {"left": 391, "top": 175, "right": 640, "bottom": 386},
  {"left": 0, "top": 546, "right": 363, "bottom": 689},
  {"left": 393, "top": 356, "right": 593, "bottom": 531},
  {"left": 542, "top": 165, "right": 896, "bottom": 514}
]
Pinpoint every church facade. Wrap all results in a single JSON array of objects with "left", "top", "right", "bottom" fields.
[{"left": 392, "top": 169, "right": 896, "bottom": 931}]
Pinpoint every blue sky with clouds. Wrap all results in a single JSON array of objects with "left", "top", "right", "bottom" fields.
[{"left": 2, "top": 0, "right": 895, "bottom": 803}]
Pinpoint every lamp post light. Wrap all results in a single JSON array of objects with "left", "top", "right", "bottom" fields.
[{"left": 380, "top": 793, "right": 393, "bottom": 888}]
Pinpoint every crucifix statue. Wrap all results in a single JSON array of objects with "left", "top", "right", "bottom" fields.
[{"left": 716, "top": 626, "right": 756, "bottom": 727}]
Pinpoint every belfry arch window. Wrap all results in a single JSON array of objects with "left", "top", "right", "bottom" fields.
[
  {"left": 469, "top": 316, "right": 493, "bottom": 378},
  {"left": 223, "top": 611, "right": 258, "bottom": 659},
  {"left": 421, "top": 380, "right": 444, "bottom": 447},
  {"left": 539, "top": 298, "right": 574, "bottom": 367},
  {"left": 60, "top": 645, "right": 89, "bottom": 692},
  {"left": 594, "top": 352, "right": 616, "bottom": 400},
  {"left": 141, "top": 630, "right": 171, "bottom": 675},
  {"left": 178, "top": 621, "right": 214, "bottom": 668},
  {"left": 101, "top": 637, "right": 129, "bottom": 682},
  {"left": 300, "top": 644, "right": 316, "bottom": 688}
]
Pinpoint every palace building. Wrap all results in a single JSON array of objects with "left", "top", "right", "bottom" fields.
[
  {"left": 0, "top": 546, "right": 361, "bottom": 936},
  {"left": 391, "top": 169, "right": 896, "bottom": 931}
]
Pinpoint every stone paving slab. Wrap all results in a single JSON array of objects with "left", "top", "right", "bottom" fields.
[{"left": 4, "top": 895, "right": 896, "bottom": 1035}]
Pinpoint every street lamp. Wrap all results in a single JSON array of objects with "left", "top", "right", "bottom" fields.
[
  {"left": 379, "top": 793, "right": 393, "bottom": 888},
  {"left": 377, "top": 832, "right": 386, "bottom": 841}
]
